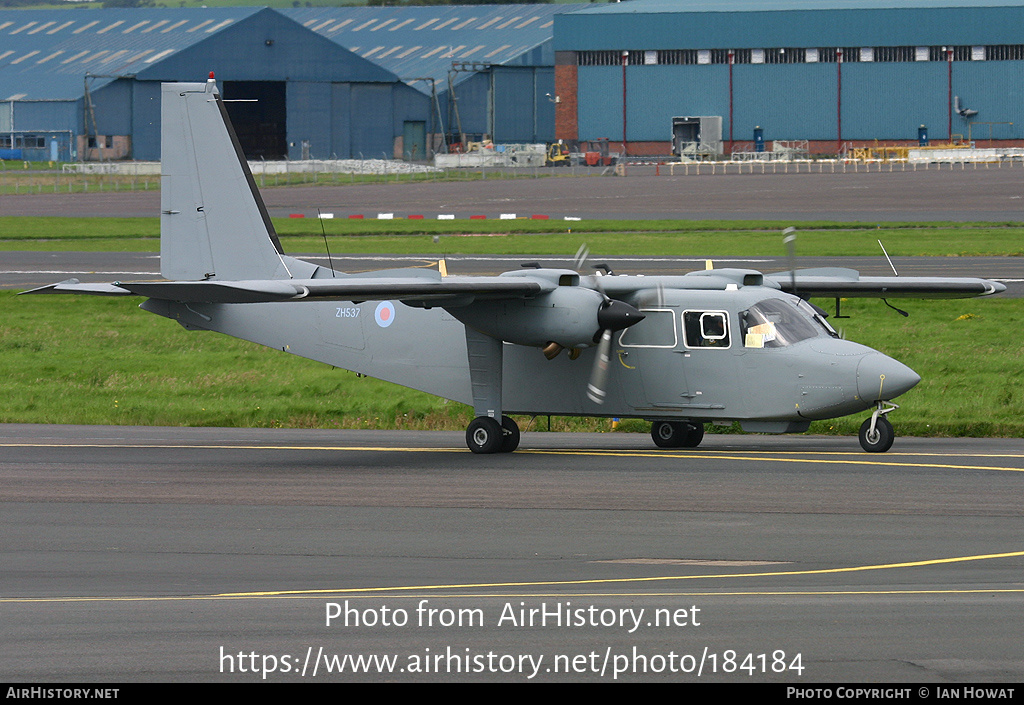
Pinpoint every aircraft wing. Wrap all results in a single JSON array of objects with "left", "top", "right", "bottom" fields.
[
  {"left": 765, "top": 268, "right": 1005, "bottom": 298},
  {"left": 22, "top": 275, "right": 546, "bottom": 304}
]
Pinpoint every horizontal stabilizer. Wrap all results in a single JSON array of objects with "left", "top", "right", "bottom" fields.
[{"left": 115, "top": 280, "right": 304, "bottom": 303}]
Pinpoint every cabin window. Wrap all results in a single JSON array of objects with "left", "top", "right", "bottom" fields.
[
  {"left": 683, "top": 310, "right": 730, "bottom": 348},
  {"left": 618, "top": 309, "right": 677, "bottom": 348}
]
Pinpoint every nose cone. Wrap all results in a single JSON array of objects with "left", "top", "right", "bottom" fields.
[{"left": 857, "top": 353, "right": 920, "bottom": 402}]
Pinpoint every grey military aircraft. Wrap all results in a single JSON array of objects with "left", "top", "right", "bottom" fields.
[{"left": 26, "top": 78, "right": 1005, "bottom": 454}]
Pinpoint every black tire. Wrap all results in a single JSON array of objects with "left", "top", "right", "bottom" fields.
[
  {"left": 466, "top": 417, "right": 504, "bottom": 454},
  {"left": 682, "top": 422, "right": 704, "bottom": 448},
  {"left": 652, "top": 421, "right": 704, "bottom": 448},
  {"left": 499, "top": 416, "right": 521, "bottom": 453},
  {"left": 651, "top": 421, "right": 684, "bottom": 448},
  {"left": 859, "top": 416, "right": 894, "bottom": 453}
]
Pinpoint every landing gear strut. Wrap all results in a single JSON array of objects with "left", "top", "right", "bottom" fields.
[
  {"left": 859, "top": 402, "right": 897, "bottom": 453},
  {"left": 464, "top": 327, "right": 519, "bottom": 454},
  {"left": 651, "top": 421, "right": 704, "bottom": 448}
]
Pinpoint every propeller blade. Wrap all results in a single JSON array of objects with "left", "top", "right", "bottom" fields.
[
  {"left": 783, "top": 226, "right": 797, "bottom": 296},
  {"left": 635, "top": 283, "right": 665, "bottom": 309},
  {"left": 573, "top": 244, "right": 590, "bottom": 272},
  {"left": 586, "top": 329, "right": 613, "bottom": 404}
]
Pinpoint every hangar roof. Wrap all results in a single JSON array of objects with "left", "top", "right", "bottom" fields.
[
  {"left": 573, "top": 0, "right": 1024, "bottom": 12},
  {"left": 0, "top": 8, "right": 261, "bottom": 101},
  {"left": 281, "top": 5, "right": 581, "bottom": 94},
  {"left": 0, "top": 5, "right": 576, "bottom": 102},
  {"left": 560, "top": 0, "right": 1024, "bottom": 48},
  {"left": 0, "top": 7, "right": 400, "bottom": 102}
]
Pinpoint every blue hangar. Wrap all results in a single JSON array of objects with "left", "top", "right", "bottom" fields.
[
  {"left": 5, "top": 2, "right": 1022, "bottom": 162},
  {"left": 554, "top": 0, "right": 1024, "bottom": 155},
  {"left": 0, "top": 5, "right": 569, "bottom": 162}
]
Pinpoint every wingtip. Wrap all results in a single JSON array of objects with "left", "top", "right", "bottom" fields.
[
  {"left": 20, "top": 280, "right": 133, "bottom": 297},
  {"left": 20, "top": 278, "right": 81, "bottom": 295}
]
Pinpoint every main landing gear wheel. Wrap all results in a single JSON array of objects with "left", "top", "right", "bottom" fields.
[
  {"left": 651, "top": 421, "right": 704, "bottom": 448},
  {"left": 682, "top": 422, "right": 704, "bottom": 448},
  {"left": 500, "top": 416, "right": 520, "bottom": 453},
  {"left": 466, "top": 416, "right": 520, "bottom": 454},
  {"left": 859, "top": 416, "right": 894, "bottom": 453}
]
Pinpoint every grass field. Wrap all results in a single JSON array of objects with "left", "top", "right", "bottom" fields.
[
  {"left": 3, "top": 214, "right": 1020, "bottom": 439},
  {"left": 4, "top": 216, "right": 1024, "bottom": 257},
  {"left": 3, "top": 291, "right": 1021, "bottom": 439}
]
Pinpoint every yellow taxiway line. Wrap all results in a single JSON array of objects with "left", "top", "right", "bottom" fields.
[
  {"left": 2, "top": 441, "right": 1024, "bottom": 473},
  {"left": 4, "top": 549, "right": 1022, "bottom": 604}
]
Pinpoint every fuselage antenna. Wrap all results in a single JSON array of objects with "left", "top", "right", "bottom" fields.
[
  {"left": 878, "top": 239, "right": 899, "bottom": 276},
  {"left": 318, "top": 208, "right": 336, "bottom": 277}
]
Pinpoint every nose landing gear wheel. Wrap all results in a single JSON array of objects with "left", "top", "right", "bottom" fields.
[{"left": 859, "top": 416, "right": 894, "bottom": 453}]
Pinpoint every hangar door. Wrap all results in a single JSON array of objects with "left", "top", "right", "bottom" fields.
[
  {"left": 222, "top": 81, "right": 287, "bottom": 159},
  {"left": 350, "top": 84, "right": 394, "bottom": 159},
  {"left": 492, "top": 67, "right": 554, "bottom": 143}
]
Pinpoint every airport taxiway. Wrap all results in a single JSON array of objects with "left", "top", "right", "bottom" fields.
[
  {"left": 3, "top": 171, "right": 1023, "bottom": 682},
  {"left": 2, "top": 425, "right": 1023, "bottom": 681},
  {"left": 3, "top": 168, "right": 1024, "bottom": 220}
]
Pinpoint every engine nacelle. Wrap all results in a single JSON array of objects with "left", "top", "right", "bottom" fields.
[{"left": 446, "top": 286, "right": 642, "bottom": 348}]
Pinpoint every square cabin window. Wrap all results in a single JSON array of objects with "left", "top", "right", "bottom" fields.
[{"left": 683, "top": 310, "right": 730, "bottom": 348}]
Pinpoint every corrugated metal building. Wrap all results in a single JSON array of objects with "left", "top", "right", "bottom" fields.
[
  {"left": 0, "top": 5, "right": 576, "bottom": 162},
  {"left": 555, "top": 0, "right": 1024, "bottom": 154},
  {"left": 282, "top": 5, "right": 573, "bottom": 146},
  {"left": 0, "top": 7, "right": 422, "bottom": 161}
]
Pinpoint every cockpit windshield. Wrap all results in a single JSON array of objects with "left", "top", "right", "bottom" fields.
[
  {"left": 796, "top": 298, "right": 840, "bottom": 338},
  {"left": 740, "top": 298, "right": 838, "bottom": 348}
]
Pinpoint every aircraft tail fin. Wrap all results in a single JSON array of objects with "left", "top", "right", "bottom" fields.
[{"left": 160, "top": 78, "right": 290, "bottom": 282}]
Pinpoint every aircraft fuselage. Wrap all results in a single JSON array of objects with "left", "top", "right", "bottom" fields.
[{"left": 144, "top": 274, "right": 919, "bottom": 436}]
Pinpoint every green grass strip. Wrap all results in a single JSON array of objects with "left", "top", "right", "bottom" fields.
[
  {"left": 3, "top": 216, "right": 1024, "bottom": 257},
  {"left": 2, "top": 292, "right": 1021, "bottom": 437}
]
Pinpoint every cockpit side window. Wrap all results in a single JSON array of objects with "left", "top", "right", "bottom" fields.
[
  {"left": 683, "top": 310, "right": 730, "bottom": 348},
  {"left": 740, "top": 299, "right": 822, "bottom": 348}
]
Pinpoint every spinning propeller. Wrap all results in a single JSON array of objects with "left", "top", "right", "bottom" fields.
[{"left": 572, "top": 245, "right": 645, "bottom": 404}]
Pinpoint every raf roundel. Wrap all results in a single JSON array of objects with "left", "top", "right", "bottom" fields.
[{"left": 374, "top": 301, "right": 396, "bottom": 328}]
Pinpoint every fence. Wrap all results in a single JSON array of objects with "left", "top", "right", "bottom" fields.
[
  {"left": 632, "top": 157, "right": 1024, "bottom": 177},
  {"left": 5, "top": 155, "right": 1022, "bottom": 194},
  {"left": 0, "top": 160, "right": 613, "bottom": 195}
]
